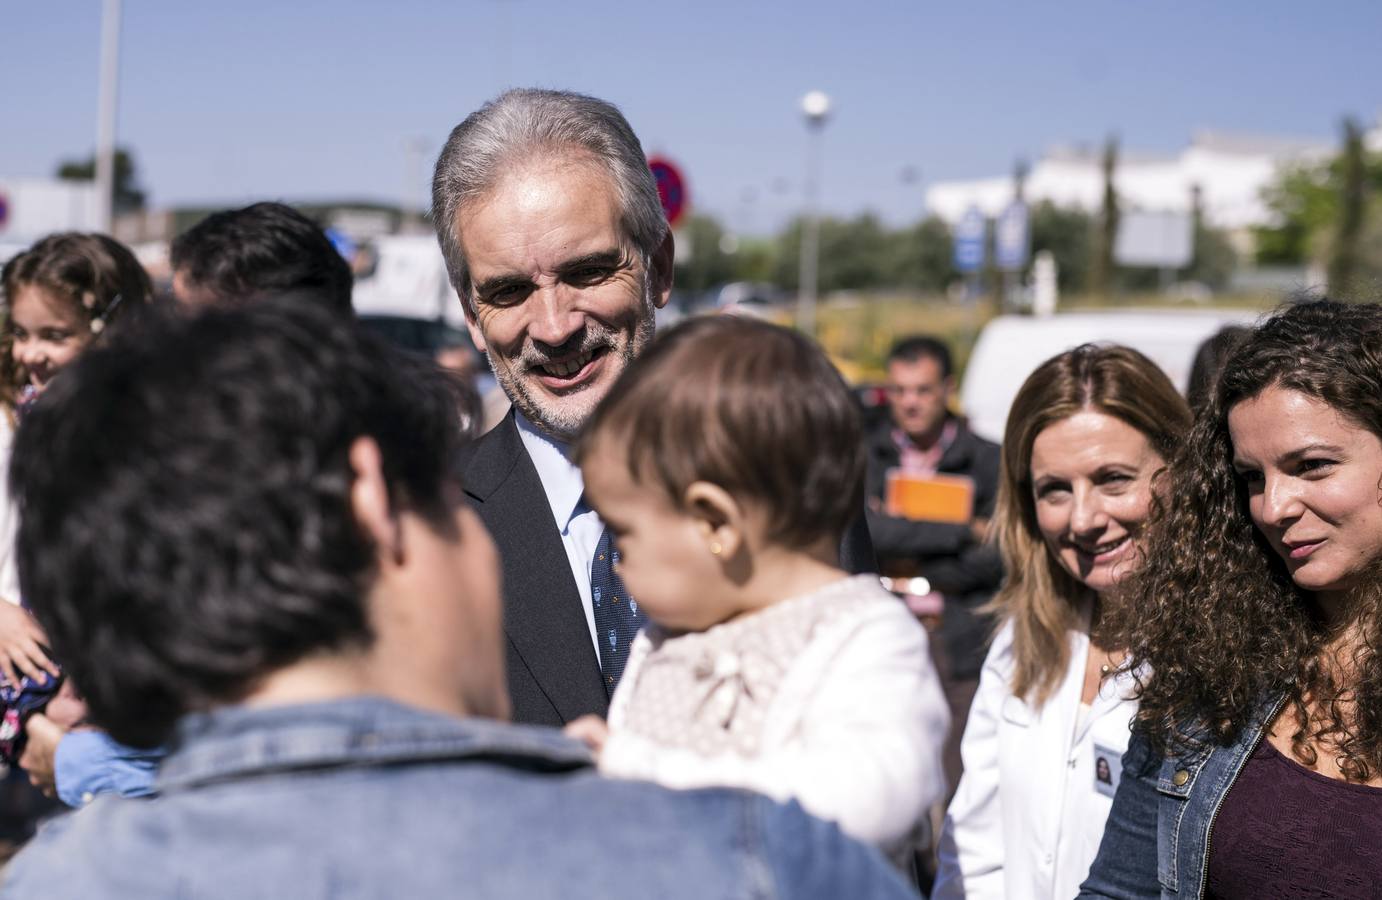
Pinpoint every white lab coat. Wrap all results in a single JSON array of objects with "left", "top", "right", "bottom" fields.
[{"left": 932, "top": 618, "right": 1138, "bottom": 900}]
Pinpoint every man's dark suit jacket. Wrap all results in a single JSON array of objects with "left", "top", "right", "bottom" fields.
[{"left": 458, "top": 412, "right": 879, "bottom": 727}]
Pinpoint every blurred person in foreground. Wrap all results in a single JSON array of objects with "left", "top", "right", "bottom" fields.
[
  {"left": 933, "top": 345, "right": 1192, "bottom": 900},
  {"left": 169, "top": 201, "right": 353, "bottom": 314},
  {"left": 1080, "top": 301, "right": 1382, "bottom": 899},
  {"left": 0, "top": 299, "right": 913, "bottom": 899},
  {"left": 863, "top": 335, "right": 1002, "bottom": 796},
  {"left": 433, "top": 87, "right": 874, "bottom": 728},
  {"left": 566, "top": 316, "right": 948, "bottom": 868},
  {"left": 170, "top": 201, "right": 480, "bottom": 437},
  {"left": 0, "top": 233, "right": 160, "bottom": 814}
]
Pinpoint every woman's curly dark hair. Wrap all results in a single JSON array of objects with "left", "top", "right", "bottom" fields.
[{"left": 1113, "top": 300, "right": 1382, "bottom": 781}]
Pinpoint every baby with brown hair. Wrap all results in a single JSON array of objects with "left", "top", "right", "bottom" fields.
[{"left": 566, "top": 315, "right": 949, "bottom": 858}]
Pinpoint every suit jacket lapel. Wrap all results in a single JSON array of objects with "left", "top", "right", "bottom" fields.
[{"left": 461, "top": 414, "right": 608, "bottom": 720}]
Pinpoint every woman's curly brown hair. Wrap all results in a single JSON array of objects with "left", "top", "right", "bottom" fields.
[{"left": 1112, "top": 299, "right": 1382, "bottom": 781}]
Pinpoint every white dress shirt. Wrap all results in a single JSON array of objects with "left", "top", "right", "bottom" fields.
[{"left": 514, "top": 413, "right": 603, "bottom": 656}]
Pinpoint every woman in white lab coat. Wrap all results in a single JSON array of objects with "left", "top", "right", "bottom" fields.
[{"left": 933, "top": 344, "right": 1191, "bottom": 900}]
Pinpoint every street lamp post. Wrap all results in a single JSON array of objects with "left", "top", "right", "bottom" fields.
[
  {"left": 402, "top": 137, "right": 429, "bottom": 232},
  {"left": 797, "top": 90, "right": 830, "bottom": 336},
  {"left": 94, "top": 0, "right": 122, "bottom": 233}
]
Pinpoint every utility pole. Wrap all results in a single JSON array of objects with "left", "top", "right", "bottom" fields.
[
  {"left": 94, "top": 0, "right": 122, "bottom": 233},
  {"left": 1001, "top": 158, "right": 1028, "bottom": 310},
  {"left": 1328, "top": 117, "right": 1366, "bottom": 299},
  {"left": 1090, "top": 135, "right": 1119, "bottom": 301},
  {"left": 797, "top": 91, "right": 831, "bottom": 336},
  {"left": 402, "top": 137, "right": 429, "bottom": 233}
]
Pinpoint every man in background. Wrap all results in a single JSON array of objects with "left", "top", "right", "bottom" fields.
[
  {"left": 864, "top": 335, "right": 1001, "bottom": 794},
  {"left": 169, "top": 201, "right": 354, "bottom": 313},
  {"left": 171, "top": 201, "right": 482, "bottom": 436}
]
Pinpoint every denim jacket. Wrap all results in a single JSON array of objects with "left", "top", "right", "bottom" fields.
[
  {"left": 1076, "top": 694, "right": 1284, "bottom": 900},
  {"left": 54, "top": 730, "right": 162, "bottom": 807},
  {"left": 2, "top": 696, "right": 915, "bottom": 899}
]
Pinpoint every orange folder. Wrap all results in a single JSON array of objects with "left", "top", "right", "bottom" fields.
[{"left": 884, "top": 470, "right": 975, "bottom": 525}]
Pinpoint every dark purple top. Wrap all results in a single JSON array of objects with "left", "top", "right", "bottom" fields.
[{"left": 1207, "top": 736, "right": 1382, "bottom": 899}]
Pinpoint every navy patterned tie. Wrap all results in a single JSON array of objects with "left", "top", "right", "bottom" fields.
[{"left": 590, "top": 526, "right": 647, "bottom": 696}]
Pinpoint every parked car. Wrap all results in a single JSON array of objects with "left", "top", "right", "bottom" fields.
[{"left": 959, "top": 308, "right": 1263, "bottom": 443}]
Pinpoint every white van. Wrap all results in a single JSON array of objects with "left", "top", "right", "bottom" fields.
[
  {"left": 351, "top": 234, "right": 466, "bottom": 328},
  {"left": 959, "top": 308, "right": 1263, "bottom": 443}
]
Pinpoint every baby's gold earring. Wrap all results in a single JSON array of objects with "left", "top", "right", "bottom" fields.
[{"left": 709, "top": 541, "right": 723, "bottom": 556}]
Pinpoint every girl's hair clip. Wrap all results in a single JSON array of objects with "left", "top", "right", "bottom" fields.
[{"left": 89, "top": 293, "right": 123, "bottom": 335}]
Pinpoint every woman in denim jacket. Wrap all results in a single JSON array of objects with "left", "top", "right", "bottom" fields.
[{"left": 1080, "top": 300, "right": 1382, "bottom": 900}]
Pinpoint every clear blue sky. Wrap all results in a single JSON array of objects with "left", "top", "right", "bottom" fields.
[{"left": 5, "top": 0, "right": 1381, "bottom": 235}]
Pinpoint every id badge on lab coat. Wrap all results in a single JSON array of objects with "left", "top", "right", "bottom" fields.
[{"left": 1093, "top": 743, "right": 1121, "bottom": 798}]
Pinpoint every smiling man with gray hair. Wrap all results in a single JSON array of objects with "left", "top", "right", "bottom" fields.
[
  {"left": 434, "top": 89, "right": 875, "bottom": 728},
  {"left": 434, "top": 89, "right": 671, "bottom": 443},
  {"left": 435, "top": 89, "right": 673, "bottom": 727}
]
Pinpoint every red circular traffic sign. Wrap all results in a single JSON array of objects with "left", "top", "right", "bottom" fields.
[{"left": 648, "top": 156, "right": 687, "bottom": 227}]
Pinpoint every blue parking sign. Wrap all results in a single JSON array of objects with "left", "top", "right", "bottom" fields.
[
  {"left": 953, "top": 206, "right": 986, "bottom": 273},
  {"left": 995, "top": 200, "right": 1029, "bottom": 272}
]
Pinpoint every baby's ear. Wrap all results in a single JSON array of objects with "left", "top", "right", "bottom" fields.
[{"left": 683, "top": 481, "right": 744, "bottom": 560}]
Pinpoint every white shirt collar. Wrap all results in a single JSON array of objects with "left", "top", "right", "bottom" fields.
[{"left": 514, "top": 412, "right": 586, "bottom": 531}]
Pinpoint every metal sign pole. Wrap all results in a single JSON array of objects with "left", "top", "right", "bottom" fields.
[
  {"left": 94, "top": 0, "right": 122, "bottom": 233},
  {"left": 797, "top": 92, "right": 830, "bottom": 336}
]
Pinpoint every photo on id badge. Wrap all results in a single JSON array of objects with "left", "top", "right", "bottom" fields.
[{"left": 1093, "top": 743, "right": 1120, "bottom": 798}]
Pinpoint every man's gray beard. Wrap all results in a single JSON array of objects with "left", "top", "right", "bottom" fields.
[{"left": 487, "top": 293, "right": 657, "bottom": 443}]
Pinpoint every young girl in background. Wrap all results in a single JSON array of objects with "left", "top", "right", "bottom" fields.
[
  {"left": 567, "top": 315, "right": 950, "bottom": 861},
  {"left": 0, "top": 232, "right": 154, "bottom": 802}
]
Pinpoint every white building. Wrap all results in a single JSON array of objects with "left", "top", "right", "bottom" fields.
[
  {"left": 925, "top": 130, "right": 1334, "bottom": 235},
  {"left": 0, "top": 178, "right": 101, "bottom": 262}
]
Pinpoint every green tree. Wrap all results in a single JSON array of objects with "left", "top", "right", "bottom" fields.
[
  {"left": 1184, "top": 224, "right": 1238, "bottom": 290},
  {"left": 1254, "top": 163, "right": 1336, "bottom": 264},
  {"left": 820, "top": 214, "right": 891, "bottom": 291},
  {"left": 883, "top": 216, "right": 955, "bottom": 292},
  {"left": 1029, "top": 201, "right": 1093, "bottom": 292},
  {"left": 672, "top": 214, "right": 739, "bottom": 295},
  {"left": 1089, "top": 135, "right": 1119, "bottom": 299},
  {"left": 730, "top": 237, "right": 778, "bottom": 284},
  {"left": 56, "top": 147, "right": 147, "bottom": 214},
  {"left": 772, "top": 220, "right": 805, "bottom": 291},
  {"left": 1255, "top": 127, "right": 1382, "bottom": 269},
  {"left": 1328, "top": 118, "right": 1368, "bottom": 298},
  {"left": 775, "top": 214, "right": 892, "bottom": 292}
]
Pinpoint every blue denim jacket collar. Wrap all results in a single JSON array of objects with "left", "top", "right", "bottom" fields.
[
  {"left": 7, "top": 697, "right": 921, "bottom": 899},
  {"left": 158, "top": 696, "right": 593, "bottom": 793},
  {"left": 1078, "top": 692, "right": 1293, "bottom": 899},
  {"left": 1155, "top": 692, "right": 1286, "bottom": 898}
]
